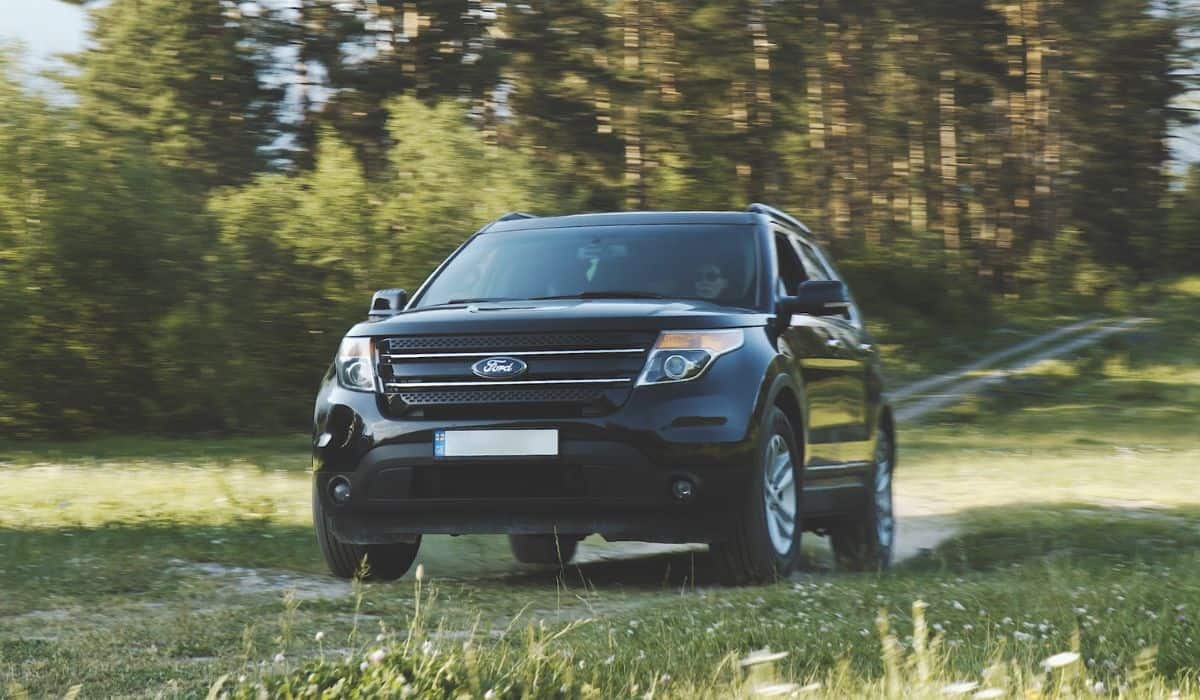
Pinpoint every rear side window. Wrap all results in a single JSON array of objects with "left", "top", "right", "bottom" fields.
[
  {"left": 798, "top": 238, "right": 861, "bottom": 325},
  {"left": 796, "top": 240, "right": 832, "bottom": 281},
  {"left": 774, "top": 233, "right": 807, "bottom": 295}
]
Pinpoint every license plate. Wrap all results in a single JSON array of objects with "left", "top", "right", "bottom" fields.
[{"left": 434, "top": 429, "right": 559, "bottom": 458}]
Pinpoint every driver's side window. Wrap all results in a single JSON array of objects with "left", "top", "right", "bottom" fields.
[{"left": 774, "top": 233, "right": 808, "bottom": 296}]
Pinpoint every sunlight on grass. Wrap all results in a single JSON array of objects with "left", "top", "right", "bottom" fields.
[
  {"left": 1167, "top": 276, "right": 1200, "bottom": 297},
  {"left": 0, "top": 465, "right": 311, "bottom": 529},
  {"left": 3, "top": 279, "right": 1200, "bottom": 696}
]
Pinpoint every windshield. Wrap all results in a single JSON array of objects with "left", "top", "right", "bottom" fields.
[{"left": 414, "top": 224, "right": 760, "bottom": 309}]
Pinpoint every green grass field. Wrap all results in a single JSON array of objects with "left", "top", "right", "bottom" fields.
[{"left": 2, "top": 278, "right": 1198, "bottom": 698}]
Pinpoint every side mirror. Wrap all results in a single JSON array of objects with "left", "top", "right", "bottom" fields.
[
  {"left": 368, "top": 288, "right": 408, "bottom": 319},
  {"left": 777, "top": 280, "right": 850, "bottom": 318}
]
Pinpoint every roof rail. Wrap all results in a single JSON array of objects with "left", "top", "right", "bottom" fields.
[
  {"left": 477, "top": 211, "right": 537, "bottom": 233},
  {"left": 747, "top": 203, "right": 811, "bottom": 234},
  {"left": 495, "top": 211, "right": 537, "bottom": 222}
]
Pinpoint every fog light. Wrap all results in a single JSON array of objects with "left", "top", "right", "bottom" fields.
[
  {"left": 671, "top": 478, "right": 696, "bottom": 502},
  {"left": 663, "top": 354, "right": 692, "bottom": 380},
  {"left": 329, "top": 476, "right": 352, "bottom": 505}
]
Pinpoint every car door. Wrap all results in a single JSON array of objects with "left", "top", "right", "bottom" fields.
[
  {"left": 796, "top": 239, "right": 873, "bottom": 465},
  {"left": 771, "top": 230, "right": 841, "bottom": 467}
]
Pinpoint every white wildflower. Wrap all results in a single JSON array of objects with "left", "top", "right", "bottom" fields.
[
  {"left": 952, "top": 600, "right": 966, "bottom": 611},
  {"left": 1092, "top": 681, "right": 1106, "bottom": 694},
  {"left": 415, "top": 564, "right": 424, "bottom": 581},
  {"left": 739, "top": 649, "right": 788, "bottom": 667},
  {"left": 314, "top": 631, "right": 325, "bottom": 642},
  {"left": 273, "top": 652, "right": 285, "bottom": 663},
  {"left": 483, "top": 690, "right": 497, "bottom": 700},
  {"left": 1013, "top": 631, "right": 1034, "bottom": 642},
  {"left": 421, "top": 640, "right": 434, "bottom": 656},
  {"left": 368, "top": 648, "right": 386, "bottom": 666},
  {"left": 941, "top": 681, "right": 978, "bottom": 695},
  {"left": 1041, "top": 651, "right": 1080, "bottom": 670},
  {"left": 359, "top": 661, "right": 368, "bottom": 672}
]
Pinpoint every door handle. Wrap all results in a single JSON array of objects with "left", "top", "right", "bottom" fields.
[{"left": 825, "top": 338, "right": 842, "bottom": 349}]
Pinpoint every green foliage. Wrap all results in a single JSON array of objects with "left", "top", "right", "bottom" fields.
[
  {"left": 0, "top": 0, "right": 1197, "bottom": 435},
  {"left": 0, "top": 52, "right": 210, "bottom": 436},
  {"left": 152, "top": 98, "right": 547, "bottom": 431},
  {"left": 839, "top": 246, "right": 996, "bottom": 358},
  {"left": 65, "top": 0, "right": 281, "bottom": 187},
  {"left": 1167, "top": 165, "right": 1200, "bottom": 273}
]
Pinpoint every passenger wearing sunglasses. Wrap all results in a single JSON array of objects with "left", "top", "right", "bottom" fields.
[{"left": 694, "top": 263, "right": 729, "bottom": 300}]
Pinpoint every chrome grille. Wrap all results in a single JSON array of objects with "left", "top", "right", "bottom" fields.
[{"left": 377, "top": 331, "right": 654, "bottom": 417}]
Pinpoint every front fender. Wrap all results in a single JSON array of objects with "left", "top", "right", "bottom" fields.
[{"left": 750, "top": 356, "right": 809, "bottom": 449}]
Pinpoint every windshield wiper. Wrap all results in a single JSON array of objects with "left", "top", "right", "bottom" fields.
[
  {"left": 530, "top": 291, "right": 670, "bottom": 301},
  {"left": 440, "top": 297, "right": 522, "bottom": 305},
  {"left": 433, "top": 291, "right": 670, "bottom": 306}
]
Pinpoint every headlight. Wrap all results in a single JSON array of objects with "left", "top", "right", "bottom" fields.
[
  {"left": 335, "top": 337, "right": 377, "bottom": 392},
  {"left": 637, "top": 329, "right": 744, "bottom": 385}
]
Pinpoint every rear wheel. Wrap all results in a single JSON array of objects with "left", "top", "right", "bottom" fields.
[
  {"left": 312, "top": 483, "right": 420, "bottom": 580},
  {"left": 830, "top": 426, "right": 894, "bottom": 572},
  {"left": 711, "top": 406, "right": 801, "bottom": 585},
  {"left": 508, "top": 534, "right": 578, "bottom": 565}
]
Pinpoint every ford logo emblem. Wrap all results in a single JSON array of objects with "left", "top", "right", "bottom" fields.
[{"left": 471, "top": 356, "right": 528, "bottom": 379}]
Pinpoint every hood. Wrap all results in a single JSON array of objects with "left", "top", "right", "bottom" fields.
[{"left": 346, "top": 299, "right": 769, "bottom": 337}]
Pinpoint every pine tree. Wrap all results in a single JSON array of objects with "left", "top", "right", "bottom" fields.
[{"left": 68, "top": 0, "right": 282, "bottom": 188}]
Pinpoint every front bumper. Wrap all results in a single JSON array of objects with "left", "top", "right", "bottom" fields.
[{"left": 312, "top": 343, "right": 770, "bottom": 544}]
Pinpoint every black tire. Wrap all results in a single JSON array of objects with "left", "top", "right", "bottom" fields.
[
  {"left": 710, "top": 406, "right": 802, "bottom": 585},
  {"left": 508, "top": 533, "right": 579, "bottom": 565},
  {"left": 830, "top": 425, "right": 895, "bottom": 572},
  {"left": 313, "top": 482, "right": 420, "bottom": 580}
]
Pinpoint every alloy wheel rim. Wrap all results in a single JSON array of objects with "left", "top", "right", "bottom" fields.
[
  {"left": 874, "top": 434, "right": 894, "bottom": 550},
  {"left": 762, "top": 433, "right": 797, "bottom": 556}
]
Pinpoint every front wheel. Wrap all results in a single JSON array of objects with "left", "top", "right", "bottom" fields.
[
  {"left": 313, "top": 483, "right": 420, "bottom": 580},
  {"left": 830, "top": 426, "right": 895, "bottom": 572},
  {"left": 710, "top": 406, "right": 802, "bottom": 585}
]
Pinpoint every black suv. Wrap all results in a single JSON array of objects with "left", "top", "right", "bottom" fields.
[{"left": 312, "top": 204, "right": 895, "bottom": 584}]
